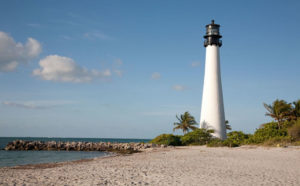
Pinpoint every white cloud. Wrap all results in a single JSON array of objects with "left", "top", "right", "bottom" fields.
[
  {"left": 0, "top": 31, "right": 42, "bottom": 72},
  {"left": 151, "top": 72, "right": 161, "bottom": 80},
  {"left": 191, "top": 61, "right": 201, "bottom": 67},
  {"left": 172, "top": 85, "right": 187, "bottom": 91},
  {"left": 33, "top": 55, "right": 111, "bottom": 83},
  {"left": 84, "top": 31, "right": 112, "bottom": 40},
  {"left": 3, "top": 101, "right": 49, "bottom": 109},
  {"left": 2, "top": 100, "right": 73, "bottom": 109},
  {"left": 91, "top": 69, "right": 111, "bottom": 77}
]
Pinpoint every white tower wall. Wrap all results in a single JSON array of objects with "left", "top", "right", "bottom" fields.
[{"left": 200, "top": 45, "right": 226, "bottom": 139}]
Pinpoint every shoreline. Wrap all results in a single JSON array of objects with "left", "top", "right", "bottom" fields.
[
  {"left": 0, "top": 145, "right": 164, "bottom": 169},
  {"left": 3, "top": 145, "right": 300, "bottom": 169},
  {"left": 1, "top": 146, "right": 300, "bottom": 185},
  {"left": 10, "top": 153, "right": 119, "bottom": 170},
  {"left": 0, "top": 151, "right": 117, "bottom": 169},
  {"left": 0, "top": 147, "right": 169, "bottom": 170}
]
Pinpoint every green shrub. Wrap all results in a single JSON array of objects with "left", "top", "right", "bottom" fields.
[
  {"left": 292, "top": 141, "right": 300, "bottom": 146},
  {"left": 181, "top": 128, "right": 213, "bottom": 145},
  {"left": 207, "top": 138, "right": 225, "bottom": 147},
  {"left": 150, "top": 134, "right": 182, "bottom": 146},
  {"left": 248, "top": 122, "right": 288, "bottom": 144},
  {"left": 207, "top": 131, "right": 250, "bottom": 147},
  {"left": 282, "top": 120, "right": 295, "bottom": 129},
  {"left": 262, "top": 136, "right": 292, "bottom": 146},
  {"left": 223, "top": 131, "right": 250, "bottom": 147},
  {"left": 287, "top": 119, "right": 300, "bottom": 140}
]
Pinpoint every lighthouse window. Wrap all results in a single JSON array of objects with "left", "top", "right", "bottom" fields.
[{"left": 209, "top": 28, "right": 218, "bottom": 35}]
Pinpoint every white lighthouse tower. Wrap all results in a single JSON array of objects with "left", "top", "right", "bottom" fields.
[{"left": 200, "top": 20, "right": 226, "bottom": 139}]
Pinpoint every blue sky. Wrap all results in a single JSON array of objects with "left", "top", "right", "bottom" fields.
[{"left": 0, "top": 0, "right": 300, "bottom": 138}]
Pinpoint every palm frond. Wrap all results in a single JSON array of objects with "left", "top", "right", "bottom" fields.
[
  {"left": 173, "top": 111, "right": 198, "bottom": 134},
  {"left": 189, "top": 126, "right": 198, "bottom": 130},
  {"left": 263, "top": 103, "right": 273, "bottom": 114},
  {"left": 176, "top": 115, "right": 182, "bottom": 122}
]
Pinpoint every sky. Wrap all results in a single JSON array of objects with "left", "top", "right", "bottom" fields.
[{"left": 0, "top": 0, "right": 300, "bottom": 138}]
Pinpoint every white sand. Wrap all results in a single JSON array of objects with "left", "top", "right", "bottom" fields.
[{"left": 1, "top": 146, "right": 300, "bottom": 185}]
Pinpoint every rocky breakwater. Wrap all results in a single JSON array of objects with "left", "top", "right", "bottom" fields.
[{"left": 4, "top": 140, "right": 168, "bottom": 154}]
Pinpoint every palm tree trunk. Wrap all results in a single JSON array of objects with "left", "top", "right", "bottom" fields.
[{"left": 278, "top": 119, "right": 281, "bottom": 129}]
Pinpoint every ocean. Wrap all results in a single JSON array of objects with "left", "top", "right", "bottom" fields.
[{"left": 0, "top": 137, "right": 150, "bottom": 168}]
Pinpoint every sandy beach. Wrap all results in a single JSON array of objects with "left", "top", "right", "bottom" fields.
[{"left": 1, "top": 146, "right": 300, "bottom": 185}]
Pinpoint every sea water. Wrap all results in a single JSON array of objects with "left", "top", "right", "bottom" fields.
[{"left": 0, "top": 137, "right": 150, "bottom": 167}]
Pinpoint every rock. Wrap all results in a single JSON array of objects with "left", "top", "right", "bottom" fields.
[
  {"left": 4, "top": 140, "right": 167, "bottom": 152},
  {"left": 151, "top": 143, "right": 157, "bottom": 147}
]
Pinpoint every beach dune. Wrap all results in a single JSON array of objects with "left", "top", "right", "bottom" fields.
[{"left": 1, "top": 146, "right": 300, "bottom": 185}]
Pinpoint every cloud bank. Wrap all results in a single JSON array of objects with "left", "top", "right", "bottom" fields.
[
  {"left": 33, "top": 55, "right": 111, "bottom": 83},
  {"left": 0, "top": 31, "right": 41, "bottom": 72}
]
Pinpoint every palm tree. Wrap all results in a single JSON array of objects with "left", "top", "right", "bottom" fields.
[
  {"left": 293, "top": 100, "right": 300, "bottom": 118},
  {"left": 173, "top": 112, "right": 198, "bottom": 134},
  {"left": 263, "top": 99, "right": 293, "bottom": 129},
  {"left": 225, "top": 120, "right": 232, "bottom": 130}
]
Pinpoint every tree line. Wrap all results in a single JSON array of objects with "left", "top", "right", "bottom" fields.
[{"left": 151, "top": 99, "right": 300, "bottom": 147}]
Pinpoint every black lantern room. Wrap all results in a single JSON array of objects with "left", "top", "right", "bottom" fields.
[{"left": 204, "top": 20, "right": 222, "bottom": 47}]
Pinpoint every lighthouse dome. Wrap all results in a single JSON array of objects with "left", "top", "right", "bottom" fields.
[{"left": 204, "top": 20, "right": 222, "bottom": 47}]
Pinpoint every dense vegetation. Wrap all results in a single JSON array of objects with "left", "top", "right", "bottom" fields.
[
  {"left": 181, "top": 128, "right": 214, "bottom": 145},
  {"left": 151, "top": 99, "right": 300, "bottom": 147},
  {"left": 150, "top": 134, "right": 182, "bottom": 146}
]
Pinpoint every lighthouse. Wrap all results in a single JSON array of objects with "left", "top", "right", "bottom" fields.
[{"left": 200, "top": 20, "right": 226, "bottom": 139}]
